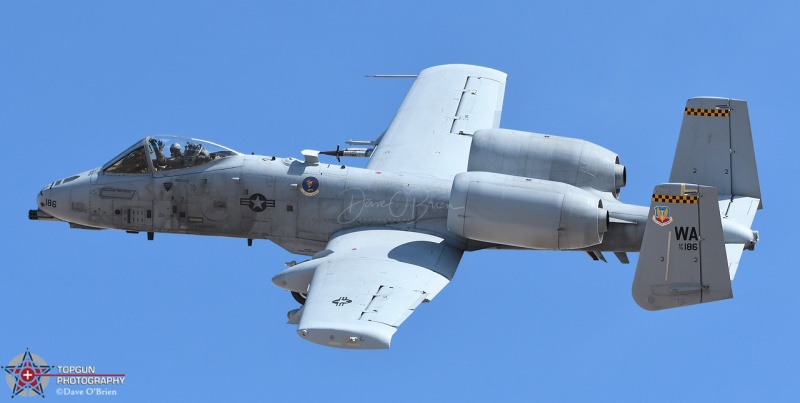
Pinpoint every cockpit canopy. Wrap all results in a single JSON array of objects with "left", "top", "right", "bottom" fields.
[{"left": 103, "top": 135, "right": 239, "bottom": 174}]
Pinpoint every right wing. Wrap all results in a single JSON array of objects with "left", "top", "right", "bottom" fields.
[
  {"left": 273, "top": 228, "right": 463, "bottom": 349},
  {"left": 367, "top": 64, "right": 507, "bottom": 177}
]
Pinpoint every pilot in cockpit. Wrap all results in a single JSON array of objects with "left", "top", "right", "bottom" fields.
[{"left": 154, "top": 140, "right": 184, "bottom": 170}]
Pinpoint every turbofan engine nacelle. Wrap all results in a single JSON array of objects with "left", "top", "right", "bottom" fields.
[
  {"left": 468, "top": 129, "right": 626, "bottom": 198},
  {"left": 447, "top": 172, "right": 609, "bottom": 250}
]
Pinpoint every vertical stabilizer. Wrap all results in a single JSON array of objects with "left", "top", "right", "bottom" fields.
[
  {"left": 633, "top": 184, "right": 732, "bottom": 311},
  {"left": 670, "top": 97, "right": 762, "bottom": 205},
  {"left": 669, "top": 97, "right": 762, "bottom": 279}
]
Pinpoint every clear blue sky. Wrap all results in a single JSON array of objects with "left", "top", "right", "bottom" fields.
[{"left": 2, "top": 1, "right": 797, "bottom": 401}]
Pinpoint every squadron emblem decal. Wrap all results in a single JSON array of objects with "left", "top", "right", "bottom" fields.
[
  {"left": 652, "top": 206, "right": 673, "bottom": 226},
  {"left": 300, "top": 177, "right": 320, "bottom": 196}
]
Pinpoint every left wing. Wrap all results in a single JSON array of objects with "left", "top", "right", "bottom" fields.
[
  {"left": 367, "top": 64, "right": 507, "bottom": 177},
  {"left": 275, "top": 228, "right": 463, "bottom": 349}
]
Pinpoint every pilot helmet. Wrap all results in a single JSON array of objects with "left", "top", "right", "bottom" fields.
[{"left": 169, "top": 143, "right": 182, "bottom": 156}]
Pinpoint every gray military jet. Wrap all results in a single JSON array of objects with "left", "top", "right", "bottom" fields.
[{"left": 30, "top": 65, "right": 762, "bottom": 349}]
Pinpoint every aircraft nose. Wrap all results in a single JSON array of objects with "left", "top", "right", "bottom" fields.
[
  {"left": 32, "top": 171, "right": 94, "bottom": 222},
  {"left": 37, "top": 183, "right": 56, "bottom": 212},
  {"left": 30, "top": 186, "right": 52, "bottom": 220}
]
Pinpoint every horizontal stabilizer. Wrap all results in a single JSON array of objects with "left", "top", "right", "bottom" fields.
[
  {"left": 721, "top": 196, "right": 761, "bottom": 279},
  {"left": 632, "top": 183, "right": 732, "bottom": 310}
]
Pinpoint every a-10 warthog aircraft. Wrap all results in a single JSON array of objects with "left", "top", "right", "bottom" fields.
[{"left": 30, "top": 65, "right": 762, "bottom": 349}]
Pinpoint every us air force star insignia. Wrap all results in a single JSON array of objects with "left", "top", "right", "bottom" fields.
[
  {"left": 240, "top": 193, "right": 274, "bottom": 213},
  {"left": 300, "top": 176, "right": 320, "bottom": 196},
  {"left": 331, "top": 297, "right": 352, "bottom": 306}
]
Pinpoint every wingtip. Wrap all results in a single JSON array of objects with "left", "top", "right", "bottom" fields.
[{"left": 297, "top": 323, "right": 395, "bottom": 350}]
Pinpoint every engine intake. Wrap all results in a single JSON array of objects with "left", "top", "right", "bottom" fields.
[{"left": 448, "top": 172, "right": 609, "bottom": 250}]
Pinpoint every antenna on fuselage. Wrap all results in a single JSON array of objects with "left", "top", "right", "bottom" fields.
[{"left": 365, "top": 74, "right": 417, "bottom": 78}]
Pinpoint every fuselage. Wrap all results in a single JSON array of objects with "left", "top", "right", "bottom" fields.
[
  {"left": 35, "top": 152, "right": 467, "bottom": 254},
  {"left": 33, "top": 136, "right": 655, "bottom": 256},
  {"left": 35, "top": 153, "right": 655, "bottom": 256}
]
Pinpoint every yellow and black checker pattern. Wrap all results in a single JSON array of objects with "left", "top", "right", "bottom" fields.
[
  {"left": 684, "top": 107, "right": 730, "bottom": 117},
  {"left": 652, "top": 194, "right": 698, "bottom": 204}
]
